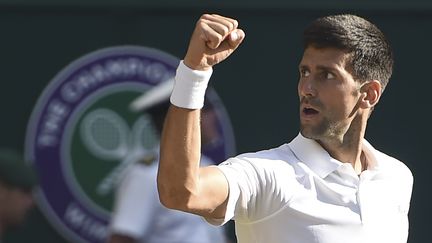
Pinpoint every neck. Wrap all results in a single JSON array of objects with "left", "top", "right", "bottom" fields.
[{"left": 317, "top": 115, "right": 368, "bottom": 175}]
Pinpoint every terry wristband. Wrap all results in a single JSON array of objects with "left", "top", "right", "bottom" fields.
[{"left": 170, "top": 60, "right": 213, "bottom": 109}]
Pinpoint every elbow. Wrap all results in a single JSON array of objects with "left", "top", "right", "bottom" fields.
[
  {"left": 156, "top": 155, "right": 200, "bottom": 212},
  {"left": 157, "top": 177, "right": 191, "bottom": 211},
  {"left": 159, "top": 195, "right": 180, "bottom": 211},
  {"left": 157, "top": 185, "right": 177, "bottom": 210}
]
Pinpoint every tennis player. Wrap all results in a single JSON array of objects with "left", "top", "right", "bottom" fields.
[{"left": 157, "top": 14, "right": 413, "bottom": 243}]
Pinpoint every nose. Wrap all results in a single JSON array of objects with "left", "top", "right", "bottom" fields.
[{"left": 298, "top": 78, "right": 316, "bottom": 98}]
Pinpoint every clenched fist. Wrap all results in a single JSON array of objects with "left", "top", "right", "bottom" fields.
[{"left": 184, "top": 14, "right": 245, "bottom": 71}]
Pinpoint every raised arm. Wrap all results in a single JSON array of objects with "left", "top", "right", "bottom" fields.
[{"left": 157, "top": 14, "right": 245, "bottom": 219}]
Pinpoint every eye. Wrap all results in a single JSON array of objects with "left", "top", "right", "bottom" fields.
[
  {"left": 325, "top": 72, "right": 335, "bottom": 79},
  {"left": 300, "top": 69, "right": 310, "bottom": 78}
]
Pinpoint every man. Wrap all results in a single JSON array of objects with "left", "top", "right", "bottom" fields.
[
  {"left": 0, "top": 148, "right": 37, "bottom": 240},
  {"left": 157, "top": 14, "right": 413, "bottom": 243},
  {"left": 108, "top": 80, "right": 227, "bottom": 243}
]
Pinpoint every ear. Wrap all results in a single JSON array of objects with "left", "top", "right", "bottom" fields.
[{"left": 359, "top": 80, "right": 382, "bottom": 109}]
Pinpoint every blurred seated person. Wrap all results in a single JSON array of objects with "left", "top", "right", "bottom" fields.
[
  {"left": 0, "top": 148, "right": 38, "bottom": 240},
  {"left": 108, "top": 80, "right": 227, "bottom": 243}
]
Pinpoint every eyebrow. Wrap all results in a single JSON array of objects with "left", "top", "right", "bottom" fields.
[{"left": 298, "top": 64, "right": 339, "bottom": 73}]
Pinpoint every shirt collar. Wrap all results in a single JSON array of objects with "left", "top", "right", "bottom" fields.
[
  {"left": 289, "top": 133, "right": 342, "bottom": 178},
  {"left": 288, "top": 133, "right": 381, "bottom": 178},
  {"left": 361, "top": 139, "right": 380, "bottom": 171}
]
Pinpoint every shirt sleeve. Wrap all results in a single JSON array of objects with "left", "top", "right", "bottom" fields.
[
  {"left": 204, "top": 158, "right": 243, "bottom": 226},
  {"left": 109, "top": 163, "right": 159, "bottom": 239},
  {"left": 206, "top": 152, "right": 296, "bottom": 226}
]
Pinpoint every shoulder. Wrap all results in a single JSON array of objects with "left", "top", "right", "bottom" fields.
[
  {"left": 237, "top": 144, "right": 296, "bottom": 162},
  {"left": 217, "top": 144, "right": 302, "bottom": 222},
  {"left": 374, "top": 149, "right": 413, "bottom": 183},
  {"left": 220, "top": 144, "right": 298, "bottom": 176}
]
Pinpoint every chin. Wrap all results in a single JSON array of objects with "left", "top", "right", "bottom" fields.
[
  {"left": 300, "top": 125, "right": 327, "bottom": 141},
  {"left": 300, "top": 127, "right": 316, "bottom": 139}
]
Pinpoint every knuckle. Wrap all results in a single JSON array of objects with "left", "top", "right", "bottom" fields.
[
  {"left": 196, "top": 19, "right": 207, "bottom": 29},
  {"left": 217, "top": 35, "right": 224, "bottom": 44},
  {"left": 208, "top": 36, "right": 223, "bottom": 48},
  {"left": 201, "top": 14, "right": 212, "bottom": 20},
  {"left": 211, "top": 34, "right": 223, "bottom": 43},
  {"left": 232, "top": 20, "right": 238, "bottom": 29},
  {"left": 221, "top": 25, "right": 229, "bottom": 36},
  {"left": 197, "top": 14, "right": 209, "bottom": 25}
]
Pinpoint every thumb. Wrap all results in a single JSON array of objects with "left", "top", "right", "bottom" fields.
[{"left": 227, "top": 29, "right": 245, "bottom": 49}]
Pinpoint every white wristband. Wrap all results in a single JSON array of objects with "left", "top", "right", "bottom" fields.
[{"left": 170, "top": 60, "right": 213, "bottom": 109}]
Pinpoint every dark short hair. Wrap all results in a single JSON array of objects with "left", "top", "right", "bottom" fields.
[
  {"left": 303, "top": 14, "right": 393, "bottom": 91},
  {"left": 147, "top": 101, "right": 170, "bottom": 134},
  {"left": 146, "top": 96, "right": 213, "bottom": 134}
]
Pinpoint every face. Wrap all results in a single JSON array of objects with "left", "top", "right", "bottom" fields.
[{"left": 298, "top": 46, "right": 363, "bottom": 141}]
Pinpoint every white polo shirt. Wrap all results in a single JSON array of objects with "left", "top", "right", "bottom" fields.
[{"left": 209, "top": 133, "right": 413, "bottom": 243}]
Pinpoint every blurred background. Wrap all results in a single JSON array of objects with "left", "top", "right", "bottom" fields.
[{"left": 0, "top": 0, "right": 429, "bottom": 242}]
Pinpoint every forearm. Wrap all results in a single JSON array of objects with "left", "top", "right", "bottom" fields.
[
  {"left": 156, "top": 14, "right": 244, "bottom": 218},
  {"left": 157, "top": 105, "right": 202, "bottom": 210}
]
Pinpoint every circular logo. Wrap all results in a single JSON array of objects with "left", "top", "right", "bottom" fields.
[{"left": 25, "top": 46, "right": 235, "bottom": 243}]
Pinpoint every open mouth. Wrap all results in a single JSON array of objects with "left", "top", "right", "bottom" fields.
[{"left": 303, "top": 107, "right": 319, "bottom": 115}]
